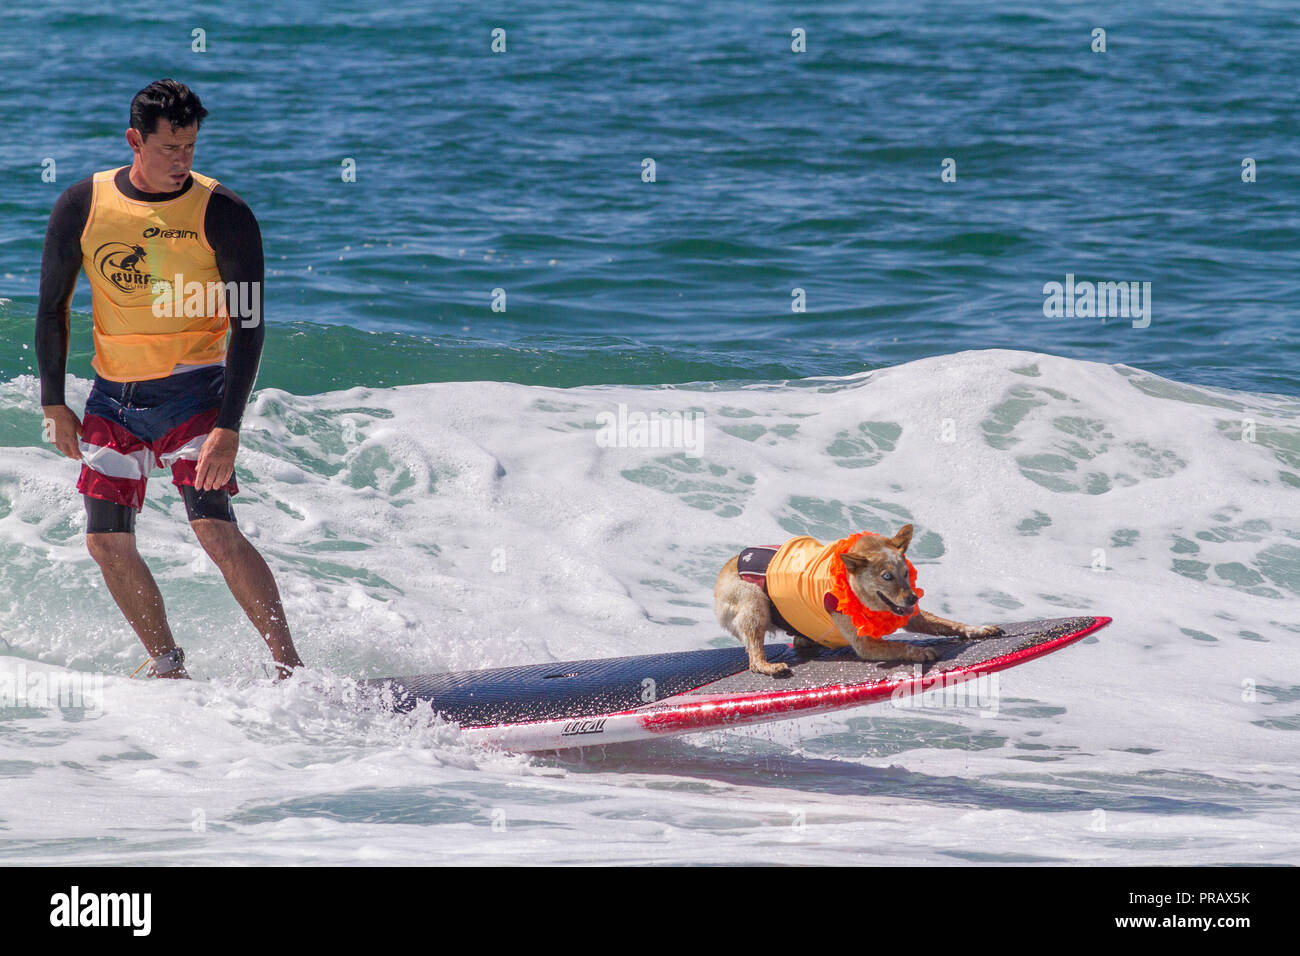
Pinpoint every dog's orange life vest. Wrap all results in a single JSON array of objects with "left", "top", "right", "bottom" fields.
[
  {"left": 81, "top": 167, "right": 229, "bottom": 382},
  {"left": 766, "top": 534, "right": 922, "bottom": 648}
]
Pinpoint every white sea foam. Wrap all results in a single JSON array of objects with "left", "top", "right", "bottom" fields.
[{"left": 0, "top": 349, "right": 1296, "bottom": 864}]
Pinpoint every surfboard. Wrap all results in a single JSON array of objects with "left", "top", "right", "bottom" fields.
[{"left": 365, "top": 616, "right": 1109, "bottom": 751}]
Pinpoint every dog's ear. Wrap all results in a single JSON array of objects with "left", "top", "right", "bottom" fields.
[
  {"left": 888, "top": 524, "right": 913, "bottom": 554},
  {"left": 839, "top": 551, "right": 870, "bottom": 573}
]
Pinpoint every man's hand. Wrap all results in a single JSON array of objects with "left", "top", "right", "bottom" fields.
[
  {"left": 195, "top": 427, "right": 239, "bottom": 491},
  {"left": 42, "top": 404, "right": 83, "bottom": 460}
]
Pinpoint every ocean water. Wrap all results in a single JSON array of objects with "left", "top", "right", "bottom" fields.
[{"left": 0, "top": 1, "right": 1297, "bottom": 865}]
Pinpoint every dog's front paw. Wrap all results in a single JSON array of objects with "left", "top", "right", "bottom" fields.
[
  {"left": 903, "top": 644, "right": 938, "bottom": 662},
  {"left": 959, "top": 624, "right": 1002, "bottom": 640},
  {"left": 750, "top": 660, "right": 792, "bottom": 678}
]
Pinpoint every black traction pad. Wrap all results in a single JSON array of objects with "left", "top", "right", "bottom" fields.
[
  {"left": 681, "top": 616, "right": 1091, "bottom": 696},
  {"left": 366, "top": 617, "right": 1098, "bottom": 728}
]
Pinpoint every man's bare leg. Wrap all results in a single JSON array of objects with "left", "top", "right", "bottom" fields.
[
  {"left": 86, "top": 532, "right": 191, "bottom": 679},
  {"left": 190, "top": 518, "right": 303, "bottom": 678}
]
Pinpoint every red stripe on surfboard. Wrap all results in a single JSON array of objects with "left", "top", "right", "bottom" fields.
[{"left": 635, "top": 616, "right": 1110, "bottom": 735}]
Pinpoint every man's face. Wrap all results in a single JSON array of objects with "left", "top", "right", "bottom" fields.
[{"left": 126, "top": 121, "right": 197, "bottom": 193}]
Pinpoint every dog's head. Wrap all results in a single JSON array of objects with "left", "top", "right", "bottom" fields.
[{"left": 838, "top": 525, "right": 918, "bottom": 617}]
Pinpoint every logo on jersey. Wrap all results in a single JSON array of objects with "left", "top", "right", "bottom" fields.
[
  {"left": 143, "top": 226, "right": 198, "bottom": 240},
  {"left": 93, "top": 242, "right": 169, "bottom": 297}
]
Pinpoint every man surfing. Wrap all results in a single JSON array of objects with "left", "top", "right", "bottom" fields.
[{"left": 36, "top": 79, "right": 304, "bottom": 680}]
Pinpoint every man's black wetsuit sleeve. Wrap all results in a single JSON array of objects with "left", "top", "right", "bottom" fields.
[
  {"left": 36, "top": 178, "right": 92, "bottom": 408},
  {"left": 207, "top": 185, "right": 265, "bottom": 432}
]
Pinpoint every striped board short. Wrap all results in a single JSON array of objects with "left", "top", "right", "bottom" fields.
[{"left": 77, "top": 365, "right": 238, "bottom": 511}]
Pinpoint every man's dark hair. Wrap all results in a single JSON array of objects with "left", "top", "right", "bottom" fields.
[{"left": 130, "top": 79, "right": 208, "bottom": 139}]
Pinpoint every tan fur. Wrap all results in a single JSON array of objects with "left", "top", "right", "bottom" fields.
[{"left": 713, "top": 524, "right": 1002, "bottom": 677}]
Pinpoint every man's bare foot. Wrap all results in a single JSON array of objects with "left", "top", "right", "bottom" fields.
[{"left": 271, "top": 661, "right": 303, "bottom": 682}]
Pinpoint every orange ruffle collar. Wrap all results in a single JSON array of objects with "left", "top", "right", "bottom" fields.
[{"left": 828, "top": 532, "right": 923, "bottom": 639}]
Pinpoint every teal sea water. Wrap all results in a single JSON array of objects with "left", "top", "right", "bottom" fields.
[
  {"left": 0, "top": 2, "right": 1297, "bottom": 866},
  {"left": 1, "top": 0, "right": 1297, "bottom": 396}
]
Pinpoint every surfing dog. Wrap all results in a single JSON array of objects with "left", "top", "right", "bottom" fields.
[{"left": 713, "top": 524, "right": 1002, "bottom": 676}]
